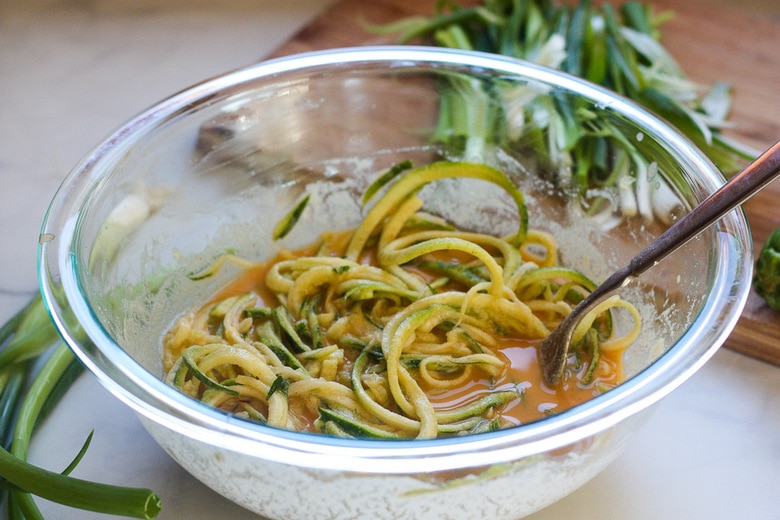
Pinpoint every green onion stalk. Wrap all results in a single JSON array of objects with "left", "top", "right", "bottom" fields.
[
  {"left": 367, "top": 0, "right": 758, "bottom": 224},
  {"left": 753, "top": 226, "right": 780, "bottom": 310},
  {"left": 0, "top": 295, "right": 161, "bottom": 519}
]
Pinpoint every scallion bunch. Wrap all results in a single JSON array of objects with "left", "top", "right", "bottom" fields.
[
  {"left": 0, "top": 296, "right": 161, "bottom": 519},
  {"left": 369, "top": 0, "right": 757, "bottom": 223}
]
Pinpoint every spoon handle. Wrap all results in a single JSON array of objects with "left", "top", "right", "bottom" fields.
[{"left": 629, "top": 139, "right": 780, "bottom": 278}]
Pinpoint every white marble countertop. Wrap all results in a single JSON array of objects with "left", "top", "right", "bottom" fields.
[{"left": 1, "top": 1, "right": 779, "bottom": 519}]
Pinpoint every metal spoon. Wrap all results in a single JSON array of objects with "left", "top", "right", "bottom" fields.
[{"left": 539, "top": 140, "right": 780, "bottom": 387}]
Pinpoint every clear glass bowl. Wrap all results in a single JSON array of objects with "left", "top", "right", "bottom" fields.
[{"left": 39, "top": 47, "right": 751, "bottom": 520}]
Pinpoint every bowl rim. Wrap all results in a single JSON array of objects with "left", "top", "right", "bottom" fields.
[{"left": 38, "top": 45, "right": 752, "bottom": 473}]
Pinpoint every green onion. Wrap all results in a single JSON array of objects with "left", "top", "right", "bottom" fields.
[
  {"left": 0, "top": 444, "right": 160, "bottom": 519},
  {"left": 0, "top": 295, "right": 161, "bottom": 518},
  {"left": 368, "top": 0, "right": 757, "bottom": 223},
  {"left": 753, "top": 226, "right": 780, "bottom": 310}
]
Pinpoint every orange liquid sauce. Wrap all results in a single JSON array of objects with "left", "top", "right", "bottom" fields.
[
  {"left": 425, "top": 336, "right": 621, "bottom": 426},
  {"left": 182, "top": 229, "right": 622, "bottom": 431}
]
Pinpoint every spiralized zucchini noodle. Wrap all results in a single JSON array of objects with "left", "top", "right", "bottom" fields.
[{"left": 163, "top": 161, "right": 641, "bottom": 439}]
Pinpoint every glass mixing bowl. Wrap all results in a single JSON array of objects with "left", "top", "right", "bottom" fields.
[{"left": 39, "top": 46, "right": 751, "bottom": 519}]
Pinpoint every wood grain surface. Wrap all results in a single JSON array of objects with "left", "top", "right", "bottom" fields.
[{"left": 270, "top": 0, "right": 780, "bottom": 365}]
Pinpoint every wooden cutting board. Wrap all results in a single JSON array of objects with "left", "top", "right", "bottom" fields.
[{"left": 270, "top": 0, "right": 780, "bottom": 365}]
